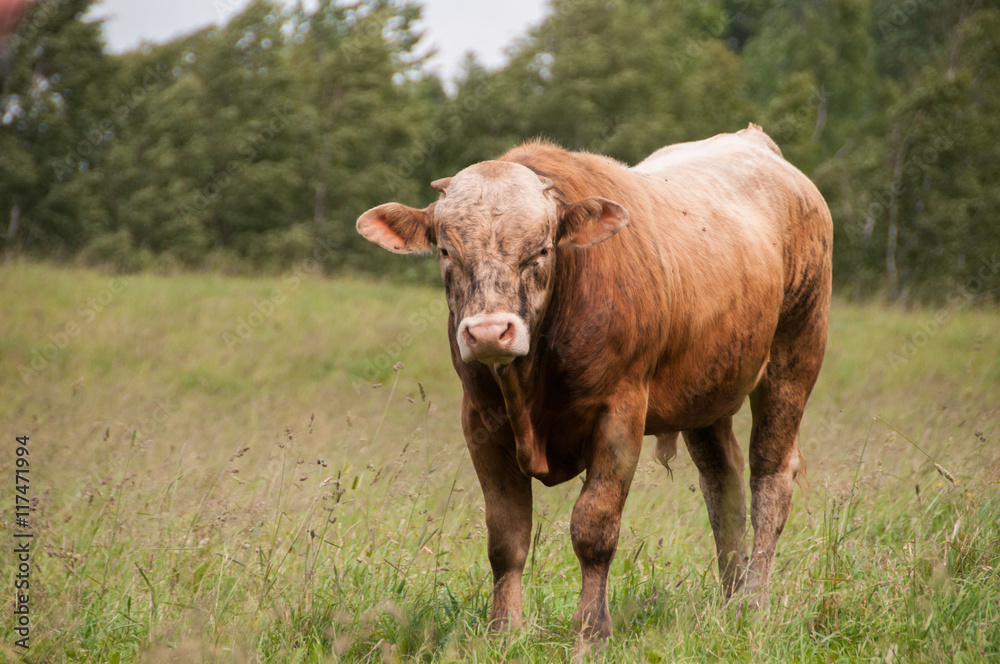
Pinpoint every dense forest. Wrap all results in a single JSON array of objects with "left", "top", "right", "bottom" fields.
[{"left": 1, "top": 0, "right": 998, "bottom": 302}]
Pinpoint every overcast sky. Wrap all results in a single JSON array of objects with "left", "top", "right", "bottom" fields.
[{"left": 89, "top": 0, "right": 550, "bottom": 80}]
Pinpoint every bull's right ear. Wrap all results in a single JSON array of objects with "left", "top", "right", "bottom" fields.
[
  {"left": 557, "top": 197, "right": 630, "bottom": 248},
  {"left": 357, "top": 203, "right": 435, "bottom": 254}
]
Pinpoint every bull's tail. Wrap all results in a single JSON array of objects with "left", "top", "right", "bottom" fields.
[
  {"left": 654, "top": 433, "right": 677, "bottom": 479},
  {"left": 792, "top": 442, "right": 810, "bottom": 501}
]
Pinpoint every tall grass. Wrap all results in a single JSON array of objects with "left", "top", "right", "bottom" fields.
[{"left": 0, "top": 262, "right": 998, "bottom": 662}]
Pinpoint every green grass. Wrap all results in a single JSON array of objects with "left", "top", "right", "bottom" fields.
[{"left": 1, "top": 261, "right": 998, "bottom": 663}]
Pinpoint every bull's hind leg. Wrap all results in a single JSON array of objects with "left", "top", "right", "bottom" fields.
[
  {"left": 682, "top": 417, "right": 748, "bottom": 595},
  {"left": 746, "top": 317, "right": 826, "bottom": 609}
]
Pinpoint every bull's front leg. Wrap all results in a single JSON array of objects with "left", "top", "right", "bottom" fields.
[
  {"left": 464, "top": 403, "right": 533, "bottom": 630},
  {"left": 570, "top": 398, "right": 644, "bottom": 640}
]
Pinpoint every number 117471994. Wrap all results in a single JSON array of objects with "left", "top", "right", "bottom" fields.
[{"left": 15, "top": 436, "right": 30, "bottom": 524}]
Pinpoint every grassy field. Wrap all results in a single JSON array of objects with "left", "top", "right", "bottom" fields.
[{"left": 1, "top": 261, "right": 998, "bottom": 663}]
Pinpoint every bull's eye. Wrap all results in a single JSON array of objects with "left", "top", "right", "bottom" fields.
[
  {"left": 532, "top": 246, "right": 551, "bottom": 265},
  {"left": 439, "top": 247, "right": 450, "bottom": 259},
  {"left": 521, "top": 246, "right": 552, "bottom": 270}
]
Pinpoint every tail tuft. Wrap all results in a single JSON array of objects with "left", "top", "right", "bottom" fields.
[{"left": 655, "top": 434, "right": 677, "bottom": 479}]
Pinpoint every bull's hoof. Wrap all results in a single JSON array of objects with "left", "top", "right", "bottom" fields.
[
  {"left": 571, "top": 633, "right": 609, "bottom": 662},
  {"left": 721, "top": 577, "right": 748, "bottom": 601},
  {"left": 740, "top": 589, "right": 769, "bottom": 612},
  {"left": 572, "top": 609, "right": 613, "bottom": 642}
]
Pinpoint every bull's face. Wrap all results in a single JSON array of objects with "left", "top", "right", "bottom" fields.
[{"left": 357, "top": 161, "right": 629, "bottom": 365}]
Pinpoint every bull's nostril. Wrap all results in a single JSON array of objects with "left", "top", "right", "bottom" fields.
[
  {"left": 462, "top": 326, "right": 478, "bottom": 347},
  {"left": 499, "top": 323, "right": 514, "bottom": 343}
]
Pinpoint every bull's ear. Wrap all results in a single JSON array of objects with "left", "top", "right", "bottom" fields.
[
  {"left": 357, "top": 203, "right": 435, "bottom": 254},
  {"left": 557, "top": 197, "right": 630, "bottom": 248}
]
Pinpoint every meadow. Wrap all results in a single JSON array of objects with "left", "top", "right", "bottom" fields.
[{"left": 1, "top": 261, "right": 998, "bottom": 663}]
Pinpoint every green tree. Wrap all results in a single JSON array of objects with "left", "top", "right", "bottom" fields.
[
  {"left": 742, "top": 0, "right": 880, "bottom": 170},
  {"left": 817, "top": 1, "right": 1000, "bottom": 301},
  {"left": 285, "top": 0, "right": 435, "bottom": 272},
  {"left": 1, "top": 0, "right": 115, "bottom": 257},
  {"left": 442, "top": 0, "right": 754, "bottom": 170}
]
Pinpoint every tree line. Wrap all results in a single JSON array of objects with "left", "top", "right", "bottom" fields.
[{"left": 1, "top": 0, "right": 998, "bottom": 302}]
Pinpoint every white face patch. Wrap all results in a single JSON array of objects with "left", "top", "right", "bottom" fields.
[
  {"left": 434, "top": 162, "right": 557, "bottom": 234},
  {"left": 433, "top": 161, "right": 559, "bottom": 366},
  {"left": 456, "top": 312, "right": 531, "bottom": 364}
]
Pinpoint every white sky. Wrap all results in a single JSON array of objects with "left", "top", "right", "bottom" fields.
[{"left": 90, "top": 0, "right": 550, "bottom": 80}]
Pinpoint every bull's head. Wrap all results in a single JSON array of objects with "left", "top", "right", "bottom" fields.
[{"left": 357, "top": 161, "right": 630, "bottom": 365}]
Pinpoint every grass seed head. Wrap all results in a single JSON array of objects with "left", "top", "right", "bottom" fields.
[{"left": 934, "top": 463, "right": 958, "bottom": 485}]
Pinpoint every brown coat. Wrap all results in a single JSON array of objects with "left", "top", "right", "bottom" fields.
[{"left": 357, "top": 124, "right": 832, "bottom": 639}]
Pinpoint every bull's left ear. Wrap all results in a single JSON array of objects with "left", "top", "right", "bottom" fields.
[
  {"left": 357, "top": 203, "right": 435, "bottom": 254},
  {"left": 557, "top": 197, "right": 630, "bottom": 248}
]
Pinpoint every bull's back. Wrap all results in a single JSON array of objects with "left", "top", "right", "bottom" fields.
[
  {"left": 633, "top": 127, "right": 832, "bottom": 430},
  {"left": 634, "top": 126, "right": 830, "bottom": 306}
]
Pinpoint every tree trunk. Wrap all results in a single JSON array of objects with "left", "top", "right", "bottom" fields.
[
  {"left": 314, "top": 182, "right": 327, "bottom": 232},
  {"left": 886, "top": 109, "right": 925, "bottom": 301},
  {"left": 814, "top": 85, "right": 829, "bottom": 138},
  {"left": 5, "top": 201, "right": 20, "bottom": 263},
  {"left": 887, "top": 125, "right": 913, "bottom": 301}
]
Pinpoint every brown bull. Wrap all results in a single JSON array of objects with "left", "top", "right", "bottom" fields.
[{"left": 357, "top": 124, "right": 832, "bottom": 639}]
